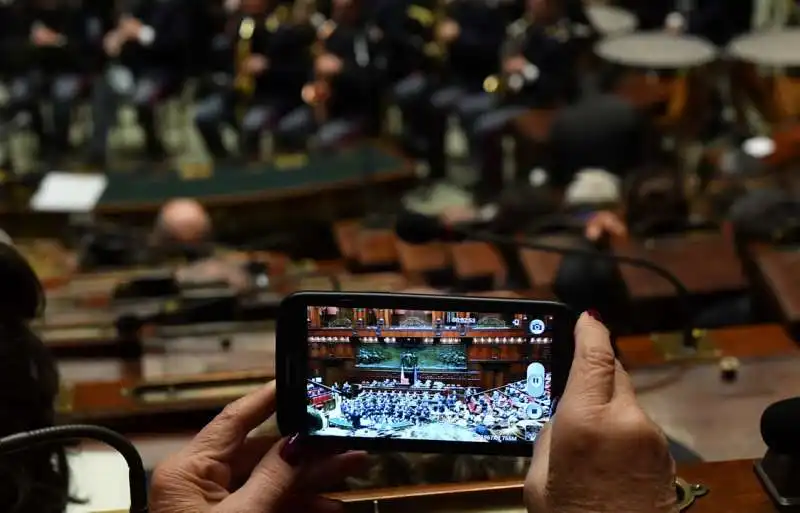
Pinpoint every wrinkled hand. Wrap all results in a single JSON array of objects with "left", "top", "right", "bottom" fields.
[
  {"left": 119, "top": 16, "right": 144, "bottom": 40},
  {"left": 315, "top": 53, "right": 343, "bottom": 77},
  {"left": 584, "top": 211, "right": 627, "bottom": 242},
  {"left": 243, "top": 54, "right": 269, "bottom": 75},
  {"left": 150, "top": 382, "right": 369, "bottom": 513},
  {"left": 103, "top": 30, "right": 123, "bottom": 56},
  {"left": 503, "top": 56, "right": 528, "bottom": 74},
  {"left": 31, "top": 25, "right": 63, "bottom": 47},
  {"left": 436, "top": 19, "right": 460, "bottom": 43},
  {"left": 525, "top": 313, "right": 678, "bottom": 513}
]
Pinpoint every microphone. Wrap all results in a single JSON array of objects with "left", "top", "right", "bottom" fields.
[
  {"left": 756, "top": 398, "right": 800, "bottom": 509},
  {"left": 395, "top": 211, "right": 701, "bottom": 351},
  {"left": 0, "top": 425, "right": 148, "bottom": 513}
]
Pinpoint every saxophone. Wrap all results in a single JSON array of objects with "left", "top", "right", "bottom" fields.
[
  {"left": 233, "top": 16, "right": 256, "bottom": 97},
  {"left": 302, "top": 1, "right": 342, "bottom": 123},
  {"left": 483, "top": 16, "right": 531, "bottom": 96}
]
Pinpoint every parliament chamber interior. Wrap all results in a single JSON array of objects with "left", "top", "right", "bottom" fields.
[{"left": 1, "top": 0, "right": 800, "bottom": 511}]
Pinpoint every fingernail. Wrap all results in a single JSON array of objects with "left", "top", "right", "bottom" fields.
[
  {"left": 586, "top": 309, "right": 603, "bottom": 322},
  {"left": 279, "top": 433, "right": 307, "bottom": 466}
]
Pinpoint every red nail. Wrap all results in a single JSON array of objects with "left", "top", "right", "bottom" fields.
[
  {"left": 586, "top": 309, "right": 603, "bottom": 322},
  {"left": 279, "top": 433, "right": 307, "bottom": 466}
]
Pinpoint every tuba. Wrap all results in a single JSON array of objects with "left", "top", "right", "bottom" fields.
[{"left": 483, "top": 16, "right": 531, "bottom": 96}]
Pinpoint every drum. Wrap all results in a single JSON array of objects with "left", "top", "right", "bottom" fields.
[
  {"left": 595, "top": 31, "right": 718, "bottom": 69},
  {"left": 586, "top": 5, "right": 637, "bottom": 36},
  {"left": 727, "top": 29, "right": 800, "bottom": 67}
]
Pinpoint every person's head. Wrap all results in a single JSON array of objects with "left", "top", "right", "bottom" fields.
[
  {"left": 155, "top": 198, "right": 212, "bottom": 247},
  {"left": 241, "top": 0, "right": 268, "bottom": 14},
  {"left": 527, "top": 0, "right": 559, "bottom": 22},
  {"left": 0, "top": 231, "right": 71, "bottom": 513}
]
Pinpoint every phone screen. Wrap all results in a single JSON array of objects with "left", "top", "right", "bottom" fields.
[{"left": 304, "top": 306, "right": 554, "bottom": 445}]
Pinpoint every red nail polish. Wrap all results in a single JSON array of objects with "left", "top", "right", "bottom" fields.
[
  {"left": 279, "top": 433, "right": 307, "bottom": 466},
  {"left": 586, "top": 309, "right": 603, "bottom": 322}
]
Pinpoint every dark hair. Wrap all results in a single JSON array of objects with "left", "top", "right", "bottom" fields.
[{"left": 0, "top": 240, "right": 72, "bottom": 513}]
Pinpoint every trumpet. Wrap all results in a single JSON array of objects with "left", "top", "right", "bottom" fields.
[
  {"left": 233, "top": 16, "right": 257, "bottom": 97},
  {"left": 483, "top": 16, "right": 532, "bottom": 96}
]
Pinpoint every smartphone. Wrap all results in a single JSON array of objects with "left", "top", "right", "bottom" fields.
[{"left": 277, "top": 292, "right": 576, "bottom": 456}]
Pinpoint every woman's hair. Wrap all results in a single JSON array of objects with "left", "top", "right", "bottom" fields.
[{"left": 0, "top": 238, "right": 72, "bottom": 513}]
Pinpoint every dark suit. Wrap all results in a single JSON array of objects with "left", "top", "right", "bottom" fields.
[
  {"left": 0, "top": 0, "right": 30, "bottom": 170},
  {"left": 376, "top": 0, "right": 440, "bottom": 156},
  {"left": 26, "top": 1, "right": 101, "bottom": 163},
  {"left": 90, "top": 0, "right": 191, "bottom": 164},
  {"left": 195, "top": 4, "right": 312, "bottom": 160},
  {"left": 275, "top": 13, "right": 385, "bottom": 151},
  {"left": 425, "top": 0, "right": 516, "bottom": 180},
  {"left": 469, "top": 19, "right": 581, "bottom": 199}
]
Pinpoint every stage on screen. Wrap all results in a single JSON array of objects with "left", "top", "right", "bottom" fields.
[{"left": 305, "top": 306, "right": 554, "bottom": 444}]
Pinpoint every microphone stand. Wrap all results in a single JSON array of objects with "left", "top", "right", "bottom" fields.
[
  {"left": 0, "top": 425, "right": 149, "bottom": 513},
  {"left": 454, "top": 228, "right": 720, "bottom": 361}
]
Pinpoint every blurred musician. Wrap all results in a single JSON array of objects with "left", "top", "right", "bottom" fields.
[
  {"left": 194, "top": 0, "right": 313, "bottom": 162},
  {"left": 275, "top": 0, "right": 386, "bottom": 152},
  {"left": 0, "top": 0, "right": 28, "bottom": 172},
  {"left": 25, "top": 0, "right": 100, "bottom": 167},
  {"left": 375, "top": 0, "right": 444, "bottom": 159},
  {"left": 470, "top": 0, "right": 581, "bottom": 204},
  {"left": 88, "top": 0, "right": 191, "bottom": 167},
  {"left": 424, "top": 0, "right": 521, "bottom": 185}
]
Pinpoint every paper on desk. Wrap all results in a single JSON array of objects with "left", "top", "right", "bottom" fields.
[
  {"left": 30, "top": 172, "right": 108, "bottom": 213},
  {"left": 67, "top": 451, "right": 130, "bottom": 513}
]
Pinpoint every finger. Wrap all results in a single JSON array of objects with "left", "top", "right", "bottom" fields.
[
  {"left": 230, "top": 434, "right": 308, "bottom": 512},
  {"left": 298, "top": 452, "right": 371, "bottom": 492},
  {"left": 230, "top": 434, "right": 281, "bottom": 486},
  {"left": 612, "top": 359, "right": 636, "bottom": 402},
  {"left": 584, "top": 221, "right": 602, "bottom": 241},
  {"left": 526, "top": 421, "right": 552, "bottom": 497},
  {"left": 186, "top": 381, "right": 278, "bottom": 458},
  {"left": 563, "top": 312, "right": 616, "bottom": 406},
  {"left": 606, "top": 215, "right": 628, "bottom": 238}
]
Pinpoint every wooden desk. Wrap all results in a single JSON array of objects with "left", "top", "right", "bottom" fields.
[
  {"left": 614, "top": 233, "right": 747, "bottom": 300},
  {"left": 748, "top": 245, "right": 800, "bottom": 340},
  {"left": 331, "top": 459, "right": 772, "bottom": 513}
]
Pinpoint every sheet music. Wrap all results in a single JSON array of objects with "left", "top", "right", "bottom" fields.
[{"left": 30, "top": 172, "right": 108, "bottom": 213}]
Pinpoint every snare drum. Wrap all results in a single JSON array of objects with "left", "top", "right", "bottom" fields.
[
  {"left": 586, "top": 5, "right": 637, "bottom": 36},
  {"left": 596, "top": 32, "right": 717, "bottom": 134},
  {"left": 727, "top": 29, "right": 800, "bottom": 68},
  {"left": 727, "top": 29, "right": 800, "bottom": 122},
  {"left": 595, "top": 31, "right": 717, "bottom": 69}
]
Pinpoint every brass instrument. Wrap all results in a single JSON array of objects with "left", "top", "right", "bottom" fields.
[
  {"left": 303, "top": 2, "right": 344, "bottom": 123},
  {"left": 409, "top": 0, "right": 449, "bottom": 63},
  {"left": 484, "top": 17, "right": 532, "bottom": 95},
  {"left": 234, "top": 16, "right": 257, "bottom": 97}
]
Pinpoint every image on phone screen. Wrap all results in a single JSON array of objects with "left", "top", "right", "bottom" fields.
[{"left": 304, "top": 306, "right": 554, "bottom": 445}]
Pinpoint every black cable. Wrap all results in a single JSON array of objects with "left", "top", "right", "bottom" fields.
[
  {"left": 0, "top": 425, "right": 148, "bottom": 513},
  {"left": 470, "top": 229, "right": 696, "bottom": 349}
]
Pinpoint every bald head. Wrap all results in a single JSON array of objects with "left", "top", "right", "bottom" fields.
[{"left": 156, "top": 198, "right": 211, "bottom": 245}]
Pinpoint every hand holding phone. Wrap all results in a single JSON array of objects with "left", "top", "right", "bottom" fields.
[{"left": 277, "top": 292, "right": 576, "bottom": 456}]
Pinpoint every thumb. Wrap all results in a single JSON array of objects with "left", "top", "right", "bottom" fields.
[
  {"left": 563, "top": 312, "right": 616, "bottom": 406},
  {"left": 226, "top": 434, "right": 307, "bottom": 511},
  {"left": 525, "top": 421, "right": 552, "bottom": 508}
]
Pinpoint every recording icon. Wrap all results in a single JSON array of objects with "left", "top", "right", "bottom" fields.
[{"left": 529, "top": 319, "right": 545, "bottom": 335}]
